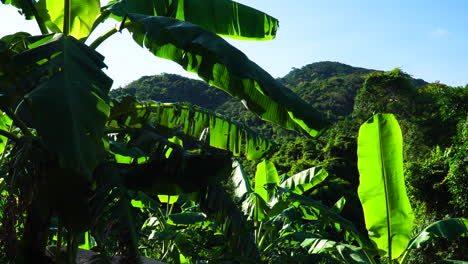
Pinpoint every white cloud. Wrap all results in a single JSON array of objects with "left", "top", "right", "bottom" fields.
[{"left": 430, "top": 27, "right": 450, "bottom": 37}]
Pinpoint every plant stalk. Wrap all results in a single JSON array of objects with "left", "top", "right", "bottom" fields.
[
  {"left": 63, "top": 0, "right": 71, "bottom": 36},
  {"left": 27, "top": 0, "right": 49, "bottom": 34},
  {"left": 89, "top": 22, "right": 133, "bottom": 49},
  {"left": 83, "top": 10, "right": 111, "bottom": 43}
]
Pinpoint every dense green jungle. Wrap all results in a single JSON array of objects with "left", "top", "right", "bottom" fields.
[
  {"left": 110, "top": 62, "right": 468, "bottom": 263},
  {"left": 0, "top": 0, "right": 467, "bottom": 263}
]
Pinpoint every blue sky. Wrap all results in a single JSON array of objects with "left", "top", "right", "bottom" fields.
[{"left": 1, "top": 1, "right": 467, "bottom": 88}]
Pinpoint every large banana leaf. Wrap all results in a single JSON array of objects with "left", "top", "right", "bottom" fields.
[
  {"left": 109, "top": 97, "right": 275, "bottom": 160},
  {"left": 254, "top": 159, "right": 279, "bottom": 202},
  {"left": 357, "top": 114, "right": 414, "bottom": 259},
  {"left": 400, "top": 218, "right": 468, "bottom": 264},
  {"left": 280, "top": 166, "right": 328, "bottom": 195},
  {"left": 35, "top": 0, "right": 100, "bottom": 39},
  {"left": 105, "top": 0, "right": 279, "bottom": 40},
  {"left": 121, "top": 14, "right": 329, "bottom": 137},
  {"left": 17, "top": 34, "right": 111, "bottom": 178}
]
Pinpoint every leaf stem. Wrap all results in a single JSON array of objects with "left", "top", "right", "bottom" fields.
[
  {"left": 89, "top": 27, "right": 117, "bottom": 50},
  {"left": 63, "top": 0, "right": 70, "bottom": 36},
  {"left": 89, "top": 22, "right": 133, "bottom": 49},
  {"left": 27, "top": 0, "right": 49, "bottom": 34},
  {"left": 83, "top": 10, "right": 111, "bottom": 43},
  {"left": 1, "top": 107, "right": 32, "bottom": 136}
]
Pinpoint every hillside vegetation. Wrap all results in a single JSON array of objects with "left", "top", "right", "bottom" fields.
[{"left": 111, "top": 61, "right": 468, "bottom": 263}]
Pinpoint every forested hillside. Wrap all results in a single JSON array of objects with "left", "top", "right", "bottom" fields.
[{"left": 111, "top": 61, "right": 467, "bottom": 263}]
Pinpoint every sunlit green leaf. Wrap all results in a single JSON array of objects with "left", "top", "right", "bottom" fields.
[
  {"left": 280, "top": 166, "right": 328, "bottom": 194},
  {"left": 36, "top": 0, "right": 100, "bottom": 39},
  {"left": 255, "top": 160, "right": 279, "bottom": 202},
  {"left": 357, "top": 114, "right": 414, "bottom": 259},
  {"left": 158, "top": 195, "right": 179, "bottom": 204},
  {"left": 122, "top": 14, "right": 329, "bottom": 137},
  {"left": 105, "top": 0, "right": 279, "bottom": 40}
]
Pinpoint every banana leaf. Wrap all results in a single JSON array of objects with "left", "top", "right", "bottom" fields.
[
  {"left": 400, "top": 218, "right": 468, "bottom": 264},
  {"left": 35, "top": 0, "right": 101, "bottom": 39},
  {"left": 254, "top": 160, "right": 279, "bottom": 202},
  {"left": 357, "top": 114, "right": 414, "bottom": 259},
  {"left": 17, "top": 34, "right": 111, "bottom": 178},
  {"left": 105, "top": 0, "right": 279, "bottom": 40},
  {"left": 108, "top": 97, "right": 275, "bottom": 160},
  {"left": 280, "top": 166, "right": 328, "bottom": 195},
  {"left": 120, "top": 14, "right": 329, "bottom": 137}
]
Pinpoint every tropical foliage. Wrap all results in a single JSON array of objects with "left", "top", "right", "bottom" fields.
[{"left": 1, "top": 0, "right": 467, "bottom": 264}]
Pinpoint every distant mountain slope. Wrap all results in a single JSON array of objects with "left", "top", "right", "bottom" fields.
[{"left": 109, "top": 61, "right": 427, "bottom": 139}]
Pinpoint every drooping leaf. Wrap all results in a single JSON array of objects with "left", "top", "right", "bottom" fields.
[
  {"left": 357, "top": 113, "right": 414, "bottom": 259},
  {"left": 121, "top": 128, "right": 232, "bottom": 195},
  {"left": 280, "top": 166, "right": 328, "bottom": 195},
  {"left": 254, "top": 160, "right": 279, "bottom": 202},
  {"left": 122, "top": 14, "right": 329, "bottom": 137},
  {"left": 400, "top": 218, "right": 468, "bottom": 263},
  {"left": 18, "top": 34, "right": 111, "bottom": 178},
  {"left": 231, "top": 160, "right": 253, "bottom": 199},
  {"left": 105, "top": 0, "right": 279, "bottom": 40},
  {"left": 243, "top": 191, "right": 269, "bottom": 222},
  {"left": 109, "top": 98, "right": 275, "bottom": 160},
  {"left": 35, "top": 0, "right": 100, "bottom": 39}
]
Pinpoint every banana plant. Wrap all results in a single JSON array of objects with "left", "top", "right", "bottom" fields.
[
  {"left": 0, "top": 0, "right": 331, "bottom": 262},
  {"left": 356, "top": 114, "right": 468, "bottom": 263},
  {"left": 357, "top": 113, "right": 414, "bottom": 261}
]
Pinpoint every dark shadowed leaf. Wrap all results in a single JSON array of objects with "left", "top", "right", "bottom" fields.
[
  {"left": 168, "top": 212, "right": 206, "bottom": 225},
  {"left": 17, "top": 34, "right": 111, "bottom": 178},
  {"left": 406, "top": 218, "right": 468, "bottom": 251}
]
